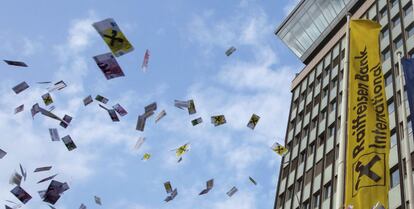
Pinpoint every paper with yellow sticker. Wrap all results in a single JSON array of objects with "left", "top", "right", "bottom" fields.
[
  {"left": 142, "top": 153, "right": 151, "bottom": 161},
  {"left": 93, "top": 18, "right": 134, "bottom": 57},
  {"left": 346, "top": 19, "right": 390, "bottom": 209},
  {"left": 175, "top": 143, "right": 189, "bottom": 157},
  {"left": 271, "top": 142, "right": 288, "bottom": 156}
]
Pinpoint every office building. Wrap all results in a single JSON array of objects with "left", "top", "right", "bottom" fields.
[{"left": 274, "top": 0, "right": 414, "bottom": 208}]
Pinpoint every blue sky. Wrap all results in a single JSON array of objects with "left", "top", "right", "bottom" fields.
[{"left": 0, "top": 0, "right": 304, "bottom": 208}]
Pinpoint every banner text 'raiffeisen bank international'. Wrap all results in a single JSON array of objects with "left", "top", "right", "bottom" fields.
[{"left": 346, "top": 19, "right": 390, "bottom": 209}]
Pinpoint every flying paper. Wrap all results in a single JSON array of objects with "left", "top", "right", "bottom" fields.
[
  {"left": 142, "top": 153, "right": 151, "bottom": 161},
  {"left": 42, "top": 93, "right": 54, "bottom": 106},
  {"left": 249, "top": 176, "right": 257, "bottom": 185},
  {"left": 134, "top": 137, "right": 145, "bottom": 150},
  {"left": 12, "top": 82, "right": 29, "bottom": 94},
  {"left": 49, "top": 128, "right": 60, "bottom": 141},
  {"left": 61, "top": 135, "right": 77, "bottom": 151},
  {"left": 95, "top": 95, "right": 109, "bottom": 104},
  {"left": 10, "top": 186, "right": 32, "bottom": 204},
  {"left": 247, "top": 114, "right": 260, "bottom": 130},
  {"left": 211, "top": 115, "right": 226, "bottom": 126},
  {"left": 0, "top": 148, "right": 6, "bottom": 159},
  {"left": 225, "top": 46, "right": 236, "bottom": 56},
  {"left": 113, "top": 104, "right": 127, "bottom": 116},
  {"left": 14, "top": 105, "right": 24, "bottom": 114},
  {"left": 93, "top": 53, "right": 125, "bottom": 80},
  {"left": 199, "top": 179, "right": 214, "bottom": 195},
  {"left": 37, "top": 174, "right": 58, "bottom": 184},
  {"left": 93, "top": 18, "right": 134, "bottom": 57},
  {"left": 94, "top": 196, "right": 102, "bottom": 205},
  {"left": 226, "top": 186, "right": 238, "bottom": 197},
  {"left": 271, "top": 142, "right": 288, "bottom": 156},
  {"left": 83, "top": 95, "right": 93, "bottom": 106},
  {"left": 141, "top": 49, "right": 150, "bottom": 71},
  {"left": 191, "top": 117, "right": 203, "bottom": 126},
  {"left": 4, "top": 60, "right": 28, "bottom": 67},
  {"left": 155, "top": 110, "right": 166, "bottom": 123}
]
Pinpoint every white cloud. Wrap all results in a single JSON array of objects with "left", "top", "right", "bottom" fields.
[
  {"left": 0, "top": 35, "right": 43, "bottom": 58},
  {"left": 22, "top": 37, "right": 43, "bottom": 56},
  {"left": 67, "top": 11, "right": 98, "bottom": 52}
]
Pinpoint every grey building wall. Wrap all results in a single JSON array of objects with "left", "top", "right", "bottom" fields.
[{"left": 274, "top": 0, "right": 414, "bottom": 208}]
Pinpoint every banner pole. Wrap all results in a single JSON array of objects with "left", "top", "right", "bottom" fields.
[
  {"left": 396, "top": 51, "right": 414, "bottom": 209},
  {"left": 335, "top": 13, "right": 351, "bottom": 209}
]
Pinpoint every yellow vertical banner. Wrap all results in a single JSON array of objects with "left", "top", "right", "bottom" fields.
[{"left": 346, "top": 20, "right": 390, "bottom": 208}]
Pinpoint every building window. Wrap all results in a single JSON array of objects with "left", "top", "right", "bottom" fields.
[
  {"left": 321, "top": 109, "right": 326, "bottom": 120},
  {"left": 313, "top": 192, "right": 320, "bottom": 208},
  {"left": 330, "top": 100, "right": 337, "bottom": 113},
  {"left": 301, "top": 95, "right": 306, "bottom": 104},
  {"left": 309, "top": 142, "right": 315, "bottom": 156},
  {"left": 323, "top": 182, "right": 331, "bottom": 200},
  {"left": 305, "top": 168, "right": 313, "bottom": 185},
  {"left": 391, "top": 167, "right": 400, "bottom": 188},
  {"left": 390, "top": 0, "right": 398, "bottom": 7},
  {"left": 296, "top": 178, "right": 303, "bottom": 192},
  {"left": 315, "top": 160, "right": 323, "bottom": 176},
  {"left": 391, "top": 130, "right": 397, "bottom": 147},
  {"left": 287, "top": 186, "right": 294, "bottom": 200},
  {"left": 329, "top": 125, "right": 336, "bottom": 137},
  {"left": 298, "top": 112, "right": 303, "bottom": 121},
  {"left": 394, "top": 36, "right": 403, "bottom": 49},
  {"left": 314, "top": 94, "right": 321, "bottom": 105},
  {"left": 306, "top": 103, "right": 313, "bottom": 115},
  {"left": 404, "top": 3, "right": 413, "bottom": 17},
  {"left": 300, "top": 151, "right": 306, "bottom": 163},
  {"left": 392, "top": 15, "right": 401, "bottom": 28},
  {"left": 318, "top": 135, "right": 325, "bottom": 147},
  {"left": 311, "top": 118, "right": 317, "bottom": 130},
  {"left": 388, "top": 99, "right": 395, "bottom": 114},
  {"left": 381, "top": 26, "right": 389, "bottom": 40},
  {"left": 282, "top": 166, "right": 290, "bottom": 179},
  {"left": 308, "top": 83, "right": 314, "bottom": 94},
  {"left": 278, "top": 194, "right": 285, "bottom": 207},
  {"left": 303, "top": 127, "right": 309, "bottom": 137},
  {"left": 315, "top": 75, "right": 321, "bottom": 86},
  {"left": 379, "top": 7, "right": 387, "bottom": 19},
  {"left": 385, "top": 72, "right": 393, "bottom": 86},
  {"left": 290, "top": 158, "right": 298, "bottom": 172},
  {"left": 325, "top": 150, "right": 334, "bottom": 166},
  {"left": 406, "top": 24, "right": 414, "bottom": 38},
  {"left": 382, "top": 47, "right": 391, "bottom": 60},
  {"left": 323, "top": 87, "right": 329, "bottom": 97},
  {"left": 331, "top": 78, "right": 337, "bottom": 88},
  {"left": 287, "top": 141, "right": 293, "bottom": 152},
  {"left": 303, "top": 200, "right": 310, "bottom": 209}
]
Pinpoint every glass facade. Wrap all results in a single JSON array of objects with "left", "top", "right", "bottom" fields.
[
  {"left": 274, "top": 0, "right": 414, "bottom": 209},
  {"left": 276, "top": 0, "right": 354, "bottom": 61}
]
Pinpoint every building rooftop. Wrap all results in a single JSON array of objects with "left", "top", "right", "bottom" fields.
[{"left": 275, "top": 0, "right": 358, "bottom": 63}]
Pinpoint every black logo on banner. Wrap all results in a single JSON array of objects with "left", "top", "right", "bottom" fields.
[{"left": 352, "top": 152, "right": 386, "bottom": 197}]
